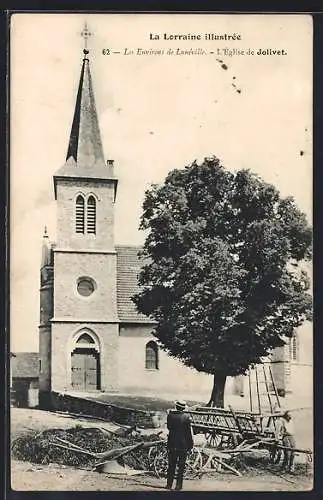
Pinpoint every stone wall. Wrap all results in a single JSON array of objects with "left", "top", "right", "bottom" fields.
[
  {"left": 53, "top": 251, "right": 118, "bottom": 322},
  {"left": 118, "top": 333, "right": 213, "bottom": 397},
  {"left": 50, "top": 391, "right": 157, "bottom": 428}
]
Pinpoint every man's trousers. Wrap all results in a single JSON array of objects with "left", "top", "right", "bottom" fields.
[
  {"left": 166, "top": 448, "right": 188, "bottom": 490},
  {"left": 282, "top": 434, "right": 296, "bottom": 472}
]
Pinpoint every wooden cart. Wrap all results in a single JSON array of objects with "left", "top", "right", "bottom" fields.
[{"left": 182, "top": 405, "right": 312, "bottom": 476}]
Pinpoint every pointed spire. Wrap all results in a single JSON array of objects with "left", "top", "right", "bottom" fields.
[
  {"left": 66, "top": 49, "right": 106, "bottom": 169},
  {"left": 54, "top": 24, "right": 118, "bottom": 200}
]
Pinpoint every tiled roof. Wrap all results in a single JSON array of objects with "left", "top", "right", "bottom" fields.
[
  {"left": 116, "top": 245, "right": 155, "bottom": 323},
  {"left": 11, "top": 352, "right": 39, "bottom": 378}
]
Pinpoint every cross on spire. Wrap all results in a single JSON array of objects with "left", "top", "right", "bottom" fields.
[{"left": 80, "top": 21, "right": 93, "bottom": 52}]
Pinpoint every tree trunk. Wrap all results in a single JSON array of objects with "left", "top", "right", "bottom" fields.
[{"left": 207, "top": 372, "right": 227, "bottom": 408}]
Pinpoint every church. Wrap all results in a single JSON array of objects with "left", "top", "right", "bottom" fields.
[
  {"left": 37, "top": 43, "right": 311, "bottom": 408},
  {"left": 38, "top": 45, "right": 214, "bottom": 406}
]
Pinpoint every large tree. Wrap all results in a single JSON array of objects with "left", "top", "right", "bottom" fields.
[{"left": 133, "top": 157, "right": 312, "bottom": 407}]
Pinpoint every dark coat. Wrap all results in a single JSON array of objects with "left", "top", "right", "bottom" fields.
[{"left": 167, "top": 410, "right": 194, "bottom": 451}]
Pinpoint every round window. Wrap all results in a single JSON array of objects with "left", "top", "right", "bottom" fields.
[{"left": 77, "top": 277, "right": 96, "bottom": 297}]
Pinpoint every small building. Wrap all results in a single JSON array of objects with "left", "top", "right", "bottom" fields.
[{"left": 11, "top": 353, "right": 39, "bottom": 408}]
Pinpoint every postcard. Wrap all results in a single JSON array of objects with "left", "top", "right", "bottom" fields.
[{"left": 10, "top": 13, "right": 313, "bottom": 492}]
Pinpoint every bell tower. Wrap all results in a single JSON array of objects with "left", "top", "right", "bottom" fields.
[{"left": 47, "top": 25, "right": 120, "bottom": 395}]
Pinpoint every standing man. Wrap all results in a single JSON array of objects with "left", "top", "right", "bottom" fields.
[
  {"left": 166, "top": 400, "right": 194, "bottom": 491},
  {"left": 275, "top": 410, "right": 296, "bottom": 473},
  {"left": 269, "top": 405, "right": 283, "bottom": 464}
]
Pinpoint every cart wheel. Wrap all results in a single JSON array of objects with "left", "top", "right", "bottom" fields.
[
  {"left": 153, "top": 447, "right": 168, "bottom": 478},
  {"left": 269, "top": 447, "right": 282, "bottom": 465},
  {"left": 153, "top": 447, "right": 202, "bottom": 479},
  {"left": 148, "top": 444, "right": 163, "bottom": 462},
  {"left": 149, "top": 443, "right": 166, "bottom": 471},
  {"left": 206, "top": 432, "right": 222, "bottom": 448},
  {"left": 186, "top": 447, "right": 203, "bottom": 479},
  {"left": 223, "top": 433, "right": 240, "bottom": 449}
]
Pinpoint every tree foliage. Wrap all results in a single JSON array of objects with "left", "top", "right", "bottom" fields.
[{"left": 133, "top": 157, "right": 312, "bottom": 382}]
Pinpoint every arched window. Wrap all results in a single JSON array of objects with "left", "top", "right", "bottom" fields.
[
  {"left": 87, "top": 196, "right": 96, "bottom": 234},
  {"left": 71, "top": 329, "right": 100, "bottom": 353},
  {"left": 145, "top": 341, "right": 159, "bottom": 370},
  {"left": 75, "top": 195, "right": 85, "bottom": 233},
  {"left": 77, "top": 333, "right": 95, "bottom": 344}
]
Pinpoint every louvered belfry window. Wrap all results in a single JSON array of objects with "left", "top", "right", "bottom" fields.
[
  {"left": 87, "top": 196, "right": 96, "bottom": 234},
  {"left": 75, "top": 195, "right": 85, "bottom": 233}
]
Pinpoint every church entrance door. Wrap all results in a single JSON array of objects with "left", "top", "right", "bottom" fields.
[{"left": 71, "top": 348, "right": 100, "bottom": 391}]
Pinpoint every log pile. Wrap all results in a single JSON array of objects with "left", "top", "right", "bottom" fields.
[
  {"left": 11, "top": 425, "right": 163, "bottom": 472},
  {"left": 11, "top": 422, "right": 313, "bottom": 478}
]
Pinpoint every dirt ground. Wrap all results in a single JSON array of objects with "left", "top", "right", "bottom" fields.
[
  {"left": 10, "top": 407, "right": 124, "bottom": 437},
  {"left": 11, "top": 460, "right": 313, "bottom": 492},
  {"left": 10, "top": 408, "right": 313, "bottom": 492}
]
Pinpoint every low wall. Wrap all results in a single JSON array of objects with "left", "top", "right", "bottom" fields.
[{"left": 50, "top": 392, "right": 161, "bottom": 428}]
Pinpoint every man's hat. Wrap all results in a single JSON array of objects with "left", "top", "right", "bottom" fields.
[{"left": 175, "top": 400, "right": 187, "bottom": 411}]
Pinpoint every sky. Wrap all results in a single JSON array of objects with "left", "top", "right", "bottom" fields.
[{"left": 10, "top": 13, "right": 313, "bottom": 352}]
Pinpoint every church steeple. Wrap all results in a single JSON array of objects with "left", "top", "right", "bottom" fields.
[
  {"left": 54, "top": 26, "right": 117, "bottom": 200},
  {"left": 66, "top": 49, "right": 105, "bottom": 169}
]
